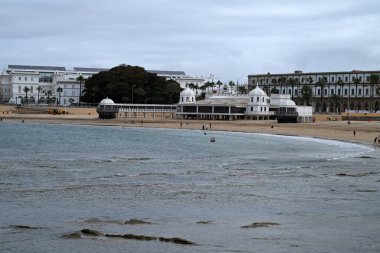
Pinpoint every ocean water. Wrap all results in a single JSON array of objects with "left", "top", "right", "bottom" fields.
[{"left": 0, "top": 122, "right": 379, "bottom": 253}]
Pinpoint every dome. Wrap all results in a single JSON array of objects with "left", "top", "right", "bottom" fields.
[
  {"left": 181, "top": 87, "right": 195, "bottom": 96},
  {"left": 249, "top": 85, "right": 266, "bottom": 96},
  {"left": 99, "top": 97, "right": 115, "bottom": 105}
]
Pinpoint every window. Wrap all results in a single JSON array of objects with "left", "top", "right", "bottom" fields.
[
  {"left": 366, "top": 89, "right": 369, "bottom": 95},
  {"left": 338, "top": 77, "right": 342, "bottom": 81},
  {"left": 257, "top": 97, "right": 259, "bottom": 102},
  {"left": 289, "top": 89, "right": 291, "bottom": 94},
  {"left": 182, "top": 97, "right": 184, "bottom": 102},
  {"left": 192, "top": 97, "right": 194, "bottom": 102},
  {"left": 344, "top": 89, "right": 348, "bottom": 95},
  {"left": 251, "top": 97, "right": 253, "bottom": 103},
  {"left": 352, "top": 76, "right": 355, "bottom": 81},
  {"left": 331, "top": 89, "right": 334, "bottom": 95},
  {"left": 301, "top": 78, "right": 304, "bottom": 83},
  {"left": 331, "top": 77, "right": 335, "bottom": 82},
  {"left": 317, "top": 89, "right": 320, "bottom": 95},
  {"left": 358, "top": 89, "right": 362, "bottom": 96},
  {"left": 351, "top": 88, "right": 355, "bottom": 95},
  {"left": 19, "top": 86, "right": 21, "bottom": 93},
  {"left": 295, "top": 89, "right": 298, "bottom": 95},
  {"left": 338, "top": 89, "right": 341, "bottom": 95},
  {"left": 366, "top": 76, "right": 370, "bottom": 82},
  {"left": 31, "top": 86, "right": 33, "bottom": 93},
  {"left": 324, "top": 89, "right": 327, "bottom": 96},
  {"left": 251, "top": 106, "right": 253, "bottom": 112},
  {"left": 345, "top": 77, "right": 348, "bottom": 82},
  {"left": 260, "top": 107, "right": 262, "bottom": 111},
  {"left": 19, "top": 77, "right": 21, "bottom": 81}
]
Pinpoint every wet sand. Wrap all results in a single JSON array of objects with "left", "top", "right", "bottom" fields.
[{"left": 1, "top": 113, "right": 379, "bottom": 146}]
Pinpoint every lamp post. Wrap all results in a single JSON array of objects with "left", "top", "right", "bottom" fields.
[{"left": 131, "top": 85, "right": 136, "bottom": 104}]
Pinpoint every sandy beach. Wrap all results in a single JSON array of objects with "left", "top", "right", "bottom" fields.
[{"left": 1, "top": 112, "right": 379, "bottom": 146}]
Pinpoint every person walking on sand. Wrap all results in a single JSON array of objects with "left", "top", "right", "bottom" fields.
[
  {"left": 374, "top": 136, "right": 379, "bottom": 146},
  {"left": 353, "top": 129, "right": 356, "bottom": 137}
]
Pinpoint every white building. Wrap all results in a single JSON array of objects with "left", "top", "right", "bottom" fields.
[
  {"left": 0, "top": 65, "right": 107, "bottom": 105},
  {"left": 176, "top": 85, "right": 313, "bottom": 122}
]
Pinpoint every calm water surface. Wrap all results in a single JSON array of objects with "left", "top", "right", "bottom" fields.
[{"left": 1, "top": 122, "right": 379, "bottom": 253}]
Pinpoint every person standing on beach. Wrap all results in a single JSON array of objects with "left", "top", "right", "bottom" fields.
[{"left": 353, "top": 129, "right": 356, "bottom": 136}]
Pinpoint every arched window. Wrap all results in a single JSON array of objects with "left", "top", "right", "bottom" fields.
[
  {"left": 262, "top": 97, "right": 264, "bottom": 102},
  {"left": 257, "top": 97, "right": 259, "bottom": 102}
]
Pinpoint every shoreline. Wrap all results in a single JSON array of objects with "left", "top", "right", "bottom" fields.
[{"left": 1, "top": 114, "right": 380, "bottom": 146}]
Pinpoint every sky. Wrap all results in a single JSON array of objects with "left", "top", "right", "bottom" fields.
[{"left": 1, "top": 0, "right": 380, "bottom": 83}]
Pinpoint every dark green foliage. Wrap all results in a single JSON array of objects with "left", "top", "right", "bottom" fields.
[{"left": 81, "top": 64, "right": 182, "bottom": 104}]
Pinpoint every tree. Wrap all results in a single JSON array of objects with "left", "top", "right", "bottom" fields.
[
  {"left": 331, "top": 94, "right": 341, "bottom": 113},
  {"left": 300, "top": 85, "right": 313, "bottom": 105},
  {"left": 237, "top": 85, "right": 247, "bottom": 94},
  {"left": 82, "top": 65, "right": 181, "bottom": 104},
  {"left": 23, "top": 86, "right": 30, "bottom": 104},
  {"left": 316, "top": 76, "right": 328, "bottom": 112},
  {"left": 37, "top": 86, "right": 42, "bottom": 104},
  {"left": 216, "top": 80, "right": 223, "bottom": 94},
  {"left": 369, "top": 73, "right": 379, "bottom": 97},
  {"left": 369, "top": 73, "right": 380, "bottom": 111},
  {"left": 287, "top": 78, "right": 298, "bottom": 100},
  {"left": 228, "top": 80, "right": 235, "bottom": 94},
  {"left": 46, "top": 90, "right": 52, "bottom": 105},
  {"left": 56, "top": 87, "right": 63, "bottom": 105},
  {"left": 76, "top": 75, "right": 85, "bottom": 105},
  {"left": 278, "top": 76, "right": 287, "bottom": 94}
]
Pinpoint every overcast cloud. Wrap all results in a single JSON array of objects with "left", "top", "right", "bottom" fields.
[{"left": 1, "top": 0, "right": 379, "bottom": 82}]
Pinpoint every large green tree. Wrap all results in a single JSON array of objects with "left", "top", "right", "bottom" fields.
[{"left": 81, "top": 64, "right": 181, "bottom": 104}]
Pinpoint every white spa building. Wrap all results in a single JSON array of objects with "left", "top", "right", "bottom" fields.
[{"left": 97, "top": 85, "right": 313, "bottom": 123}]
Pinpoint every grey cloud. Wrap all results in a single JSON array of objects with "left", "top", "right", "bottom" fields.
[{"left": 1, "top": 0, "right": 380, "bottom": 82}]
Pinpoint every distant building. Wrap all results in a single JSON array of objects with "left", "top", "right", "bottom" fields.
[
  {"left": 0, "top": 65, "right": 205, "bottom": 106},
  {"left": 0, "top": 65, "right": 106, "bottom": 105},
  {"left": 248, "top": 70, "right": 380, "bottom": 113}
]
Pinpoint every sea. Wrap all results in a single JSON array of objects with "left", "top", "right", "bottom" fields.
[{"left": 0, "top": 122, "right": 379, "bottom": 253}]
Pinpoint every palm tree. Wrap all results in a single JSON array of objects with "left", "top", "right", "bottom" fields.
[
  {"left": 316, "top": 76, "right": 328, "bottom": 112},
  {"left": 369, "top": 73, "right": 380, "bottom": 111},
  {"left": 271, "top": 78, "right": 277, "bottom": 91},
  {"left": 278, "top": 77, "right": 287, "bottom": 94},
  {"left": 228, "top": 80, "right": 235, "bottom": 94},
  {"left": 237, "top": 85, "right": 247, "bottom": 94},
  {"left": 300, "top": 85, "right": 313, "bottom": 105},
  {"left": 76, "top": 75, "right": 85, "bottom": 105},
  {"left": 56, "top": 87, "right": 63, "bottom": 105},
  {"left": 23, "top": 86, "right": 30, "bottom": 104},
  {"left": 46, "top": 90, "right": 52, "bottom": 105},
  {"left": 352, "top": 77, "right": 361, "bottom": 111},
  {"left": 37, "top": 86, "right": 42, "bottom": 104},
  {"left": 331, "top": 94, "right": 341, "bottom": 113},
  {"left": 216, "top": 80, "right": 223, "bottom": 94}
]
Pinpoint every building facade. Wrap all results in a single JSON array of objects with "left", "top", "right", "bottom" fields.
[
  {"left": 248, "top": 70, "right": 380, "bottom": 113},
  {"left": 0, "top": 65, "right": 106, "bottom": 105}
]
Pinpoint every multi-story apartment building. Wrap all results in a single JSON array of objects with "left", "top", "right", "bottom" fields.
[
  {"left": 248, "top": 70, "right": 380, "bottom": 113},
  {"left": 0, "top": 65, "right": 106, "bottom": 105}
]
